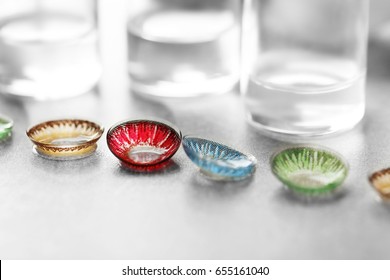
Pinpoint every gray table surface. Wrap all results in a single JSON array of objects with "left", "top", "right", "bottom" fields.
[{"left": 1, "top": 1, "right": 390, "bottom": 260}]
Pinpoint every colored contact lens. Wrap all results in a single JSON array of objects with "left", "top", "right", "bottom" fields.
[
  {"left": 271, "top": 146, "right": 348, "bottom": 195},
  {"left": 26, "top": 119, "right": 104, "bottom": 160},
  {"left": 107, "top": 119, "right": 181, "bottom": 167},
  {"left": 369, "top": 168, "right": 390, "bottom": 201},
  {"left": 0, "top": 115, "right": 13, "bottom": 141},
  {"left": 182, "top": 136, "right": 257, "bottom": 181}
]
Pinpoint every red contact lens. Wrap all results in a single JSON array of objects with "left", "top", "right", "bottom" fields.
[{"left": 107, "top": 119, "right": 182, "bottom": 166}]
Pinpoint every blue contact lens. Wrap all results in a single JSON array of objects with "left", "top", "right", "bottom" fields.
[{"left": 182, "top": 136, "right": 257, "bottom": 181}]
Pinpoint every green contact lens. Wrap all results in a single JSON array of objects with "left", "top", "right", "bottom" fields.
[
  {"left": 0, "top": 115, "right": 13, "bottom": 141},
  {"left": 271, "top": 146, "right": 348, "bottom": 195}
]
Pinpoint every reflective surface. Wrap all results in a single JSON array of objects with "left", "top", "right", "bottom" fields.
[{"left": 0, "top": 0, "right": 390, "bottom": 259}]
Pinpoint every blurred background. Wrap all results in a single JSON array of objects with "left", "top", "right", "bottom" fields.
[{"left": 1, "top": 0, "right": 390, "bottom": 260}]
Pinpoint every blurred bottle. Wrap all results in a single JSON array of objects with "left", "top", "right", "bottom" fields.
[
  {"left": 127, "top": 0, "right": 241, "bottom": 98},
  {"left": 0, "top": 0, "right": 101, "bottom": 100},
  {"left": 242, "top": 0, "right": 369, "bottom": 136}
]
